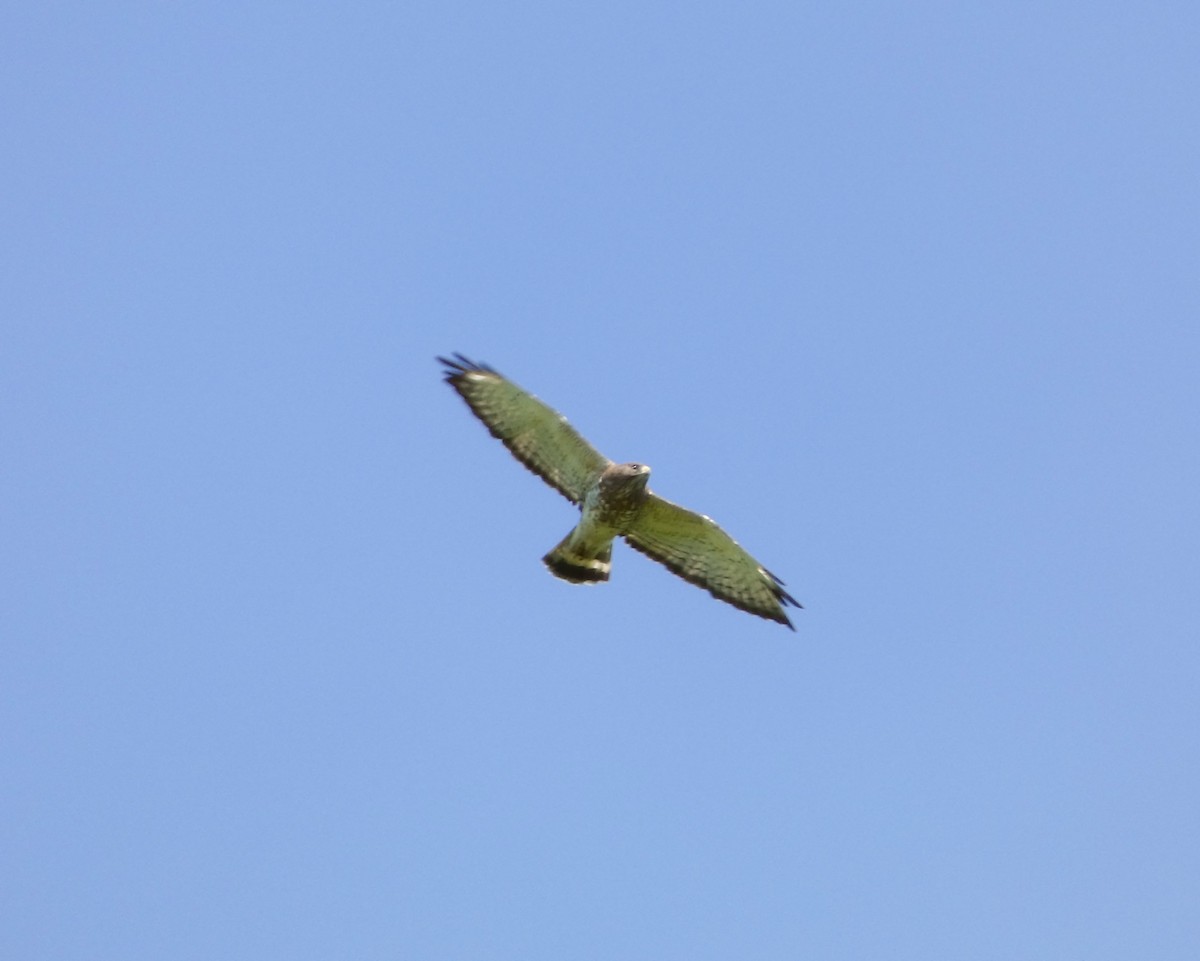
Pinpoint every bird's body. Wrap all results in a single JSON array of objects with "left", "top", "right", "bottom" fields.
[
  {"left": 543, "top": 462, "right": 650, "bottom": 583},
  {"left": 438, "top": 354, "right": 800, "bottom": 629}
]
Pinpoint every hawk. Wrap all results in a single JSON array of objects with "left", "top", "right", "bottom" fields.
[{"left": 438, "top": 353, "right": 801, "bottom": 629}]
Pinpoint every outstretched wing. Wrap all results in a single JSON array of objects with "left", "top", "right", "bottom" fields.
[
  {"left": 438, "top": 353, "right": 612, "bottom": 504},
  {"left": 624, "top": 493, "right": 801, "bottom": 628}
]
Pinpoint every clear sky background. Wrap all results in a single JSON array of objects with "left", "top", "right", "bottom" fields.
[{"left": 4, "top": 2, "right": 1198, "bottom": 958}]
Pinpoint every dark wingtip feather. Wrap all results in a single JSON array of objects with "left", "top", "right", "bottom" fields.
[
  {"left": 762, "top": 567, "right": 802, "bottom": 611},
  {"left": 437, "top": 353, "right": 498, "bottom": 381},
  {"left": 435, "top": 355, "right": 465, "bottom": 380},
  {"left": 438, "top": 353, "right": 496, "bottom": 375},
  {"left": 766, "top": 594, "right": 797, "bottom": 630}
]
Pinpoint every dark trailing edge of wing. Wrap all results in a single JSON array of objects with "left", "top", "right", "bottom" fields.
[{"left": 624, "top": 538, "right": 801, "bottom": 630}]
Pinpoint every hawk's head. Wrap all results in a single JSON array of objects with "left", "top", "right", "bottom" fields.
[
  {"left": 616, "top": 462, "right": 651, "bottom": 485},
  {"left": 598, "top": 462, "right": 651, "bottom": 501}
]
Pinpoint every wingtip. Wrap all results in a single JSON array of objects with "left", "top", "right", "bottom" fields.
[
  {"left": 763, "top": 568, "right": 802, "bottom": 612},
  {"left": 771, "top": 605, "right": 798, "bottom": 631},
  {"left": 771, "top": 585, "right": 801, "bottom": 630},
  {"left": 437, "top": 353, "right": 496, "bottom": 377}
]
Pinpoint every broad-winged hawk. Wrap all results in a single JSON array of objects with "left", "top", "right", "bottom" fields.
[{"left": 438, "top": 354, "right": 801, "bottom": 629}]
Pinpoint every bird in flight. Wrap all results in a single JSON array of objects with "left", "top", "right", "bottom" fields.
[{"left": 438, "top": 354, "right": 801, "bottom": 629}]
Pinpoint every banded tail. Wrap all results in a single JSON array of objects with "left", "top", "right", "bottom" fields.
[{"left": 543, "top": 530, "right": 612, "bottom": 583}]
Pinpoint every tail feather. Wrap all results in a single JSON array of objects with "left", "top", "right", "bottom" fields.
[{"left": 543, "top": 533, "right": 612, "bottom": 584}]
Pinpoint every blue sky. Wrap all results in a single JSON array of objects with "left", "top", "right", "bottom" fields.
[{"left": 3, "top": 2, "right": 1198, "bottom": 958}]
